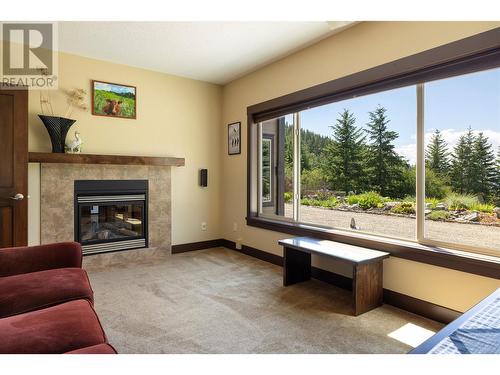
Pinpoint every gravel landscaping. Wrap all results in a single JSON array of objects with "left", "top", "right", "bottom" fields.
[{"left": 285, "top": 203, "right": 500, "bottom": 251}]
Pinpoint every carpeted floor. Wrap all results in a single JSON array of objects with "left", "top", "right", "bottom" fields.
[{"left": 86, "top": 247, "right": 443, "bottom": 353}]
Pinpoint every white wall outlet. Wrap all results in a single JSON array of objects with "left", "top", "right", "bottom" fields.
[
  {"left": 235, "top": 238, "right": 242, "bottom": 250},
  {"left": 232, "top": 222, "right": 238, "bottom": 232},
  {"left": 201, "top": 222, "right": 207, "bottom": 231}
]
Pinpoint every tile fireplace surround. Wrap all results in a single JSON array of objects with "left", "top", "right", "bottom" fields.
[{"left": 39, "top": 163, "right": 171, "bottom": 267}]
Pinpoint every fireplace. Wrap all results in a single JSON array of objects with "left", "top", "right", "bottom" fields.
[{"left": 74, "top": 180, "right": 148, "bottom": 255}]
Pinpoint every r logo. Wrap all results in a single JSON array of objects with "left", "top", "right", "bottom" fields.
[{"left": 2, "top": 23, "right": 53, "bottom": 75}]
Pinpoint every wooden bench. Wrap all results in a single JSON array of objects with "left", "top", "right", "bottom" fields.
[{"left": 278, "top": 237, "right": 390, "bottom": 316}]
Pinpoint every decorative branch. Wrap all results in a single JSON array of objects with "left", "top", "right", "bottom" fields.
[
  {"left": 37, "top": 68, "right": 88, "bottom": 119},
  {"left": 63, "top": 88, "right": 88, "bottom": 118}
]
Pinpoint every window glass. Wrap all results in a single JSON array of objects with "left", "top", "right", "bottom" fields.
[
  {"left": 258, "top": 114, "right": 295, "bottom": 220},
  {"left": 261, "top": 137, "right": 272, "bottom": 203},
  {"left": 424, "top": 68, "right": 500, "bottom": 251},
  {"left": 298, "top": 86, "right": 417, "bottom": 240}
]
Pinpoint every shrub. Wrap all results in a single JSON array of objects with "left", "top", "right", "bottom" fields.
[
  {"left": 300, "top": 198, "right": 308, "bottom": 206},
  {"left": 427, "top": 211, "right": 451, "bottom": 221},
  {"left": 348, "top": 191, "right": 386, "bottom": 210},
  {"left": 402, "top": 195, "right": 416, "bottom": 203},
  {"left": 300, "top": 198, "right": 317, "bottom": 206},
  {"left": 491, "top": 193, "right": 500, "bottom": 207},
  {"left": 468, "top": 203, "right": 495, "bottom": 213},
  {"left": 300, "top": 197, "right": 338, "bottom": 209},
  {"left": 315, "top": 189, "right": 335, "bottom": 200},
  {"left": 301, "top": 169, "right": 329, "bottom": 192},
  {"left": 347, "top": 194, "right": 360, "bottom": 205},
  {"left": 445, "top": 193, "right": 479, "bottom": 211},
  {"left": 284, "top": 192, "right": 293, "bottom": 203},
  {"left": 387, "top": 165, "right": 416, "bottom": 199},
  {"left": 425, "top": 197, "right": 441, "bottom": 209},
  {"left": 391, "top": 202, "right": 415, "bottom": 215},
  {"left": 319, "top": 197, "right": 339, "bottom": 209},
  {"left": 425, "top": 169, "right": 450, "bottom": 199}
]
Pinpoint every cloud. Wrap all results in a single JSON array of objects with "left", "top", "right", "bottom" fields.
[
  {"left": 396, "top": 128, "right": 500, "bottom": 165},
  {"left": 395, "top": 144, "right": 417, "bottom": 165}
]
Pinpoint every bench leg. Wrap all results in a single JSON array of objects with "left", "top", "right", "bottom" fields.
[
  {"left": 283, "top": 247, "right": 311, "bottom": 286},
  {"left": 352, "top": 261, "right": 384, "bottom": 316}
]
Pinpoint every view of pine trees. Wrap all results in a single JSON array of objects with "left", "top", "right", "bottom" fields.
[
  {"left": 429, "top": 128, "right": 498, "bottom": 201},
  {"left": 287, "top": 106, "right": 500, "bottom": 206}
]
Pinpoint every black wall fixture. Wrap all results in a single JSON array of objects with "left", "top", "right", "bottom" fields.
[{"left": 200, "top": 169, "right": 208, "bottom": 187}]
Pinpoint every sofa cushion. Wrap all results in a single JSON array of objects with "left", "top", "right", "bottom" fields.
[
  {"left": 0, "top": 299, "right": 106, "bottom": 354},
  {"left": 0, "top": 268, "right": 94, "bottom": 318},
  {"left": 65, "top": 343, "right": 117, "bottom": 354},
  {"left": 0, "top": 242, "right": 83, "bottom": 277}
]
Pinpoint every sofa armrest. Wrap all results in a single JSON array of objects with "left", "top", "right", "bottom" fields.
[{"left": 0, "top": 242, "right": 83, "bottom": 277}]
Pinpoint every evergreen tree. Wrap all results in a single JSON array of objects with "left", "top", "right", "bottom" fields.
[
  {"left": 450, "top": 128, "right": 475, "bottom": 194},
  {"left": 364, "top": 106, "right": 402, "bottom": 196},
  {"left": 321, "top": 109, "right": 365, "bottom": 193},
  {"left": 494, "top": 147, "right": 500, "bottom": 205},
  {"left": 284, "top": 123, "right": 294, "bottom": 167},
  {"left": 283, "top": 124, "right": 330, "bottom": 172},
  {"left": 283, "top": 123, "right": 294, "bottom": 192},
  {"left": 471, "top": 132, "right": 496, "bottom": 199},
  {"left": 496, "top": 147, "right": 500, "bottom": 190},
  {"left": 425, "top": 129, "right": 450, "bottom": 177}
]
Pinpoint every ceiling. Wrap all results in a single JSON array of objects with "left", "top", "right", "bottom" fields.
[{"left": 58, "top": 22, "right": 356, "bottom": 85}]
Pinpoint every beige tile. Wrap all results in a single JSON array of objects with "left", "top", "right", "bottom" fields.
[{"left": 40, "top": 163, "right": 171, "bottom": 254}]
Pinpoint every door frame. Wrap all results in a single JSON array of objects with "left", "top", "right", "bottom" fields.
[{"left": 0, "top": 86, "right": 28, "bottom": 247}]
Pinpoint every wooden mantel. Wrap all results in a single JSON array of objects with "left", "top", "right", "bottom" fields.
[{"left": 28, "top": 152, "right": 185, "bottom": 167}]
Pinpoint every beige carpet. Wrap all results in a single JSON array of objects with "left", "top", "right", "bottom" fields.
[{"left": 86, "top": 247, "right": 443, "bottom": 354}]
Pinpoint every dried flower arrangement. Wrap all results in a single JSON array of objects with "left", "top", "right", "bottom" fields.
[
  {"left": 37, "top": 68, "right": 89, "bottom": 153},
  {"left": 38, "top": 68, "right": 88, "bottom": 118}
]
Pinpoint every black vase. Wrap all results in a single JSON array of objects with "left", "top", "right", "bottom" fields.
[{"left": 38, "top": 115, "right": 76, "bottom": 153}]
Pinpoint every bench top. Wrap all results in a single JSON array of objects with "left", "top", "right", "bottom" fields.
[{"left": 278, "top": 237, "right": 390, "bottom": 264}]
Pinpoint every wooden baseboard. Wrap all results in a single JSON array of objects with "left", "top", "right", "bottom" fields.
[
  {"left": 171, "top": 239, "right": 225, "bottom": 254},
  {"left": 382, "top": 289, "right": 460, "bottom": 324},
  {"left": 220, "top": 239, "right": 283, "bottom": 266},
  {"left": 220, "top": 239, "right": 460, "bottom": 324}
]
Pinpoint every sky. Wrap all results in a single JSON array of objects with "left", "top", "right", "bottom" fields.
[
  {"left": 94, "top": 82, "right": 135, "bottom": 95},
  {"left": 299, "top": 68, "right": 500, "bottom": 165}
]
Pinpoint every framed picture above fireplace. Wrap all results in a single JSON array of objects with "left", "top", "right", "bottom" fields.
[{"left": 91, "top": 80, "right": 137, "bottom": 119}]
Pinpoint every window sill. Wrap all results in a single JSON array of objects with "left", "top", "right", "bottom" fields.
[{"left": 246, "top": 215, "right": 500, "bottom": 279}]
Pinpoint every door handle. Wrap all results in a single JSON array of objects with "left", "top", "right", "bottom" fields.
[{"left": 10, "top": 193, "right": 24, "bottom": 201}]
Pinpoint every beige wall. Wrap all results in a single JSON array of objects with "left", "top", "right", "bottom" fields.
[
  {"left": 221, "top": 21, "right": 500, "bottom": 313},
  {"left": 28, "top": 51, "right": 222, "bottom": 246}
]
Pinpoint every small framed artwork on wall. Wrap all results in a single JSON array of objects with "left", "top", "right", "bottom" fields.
[
  {"left": 91, "top": 80, "right": 137, "bottom": 119},
  {"left": 228, "top": 122, "right": 241, "bottom": 155}
]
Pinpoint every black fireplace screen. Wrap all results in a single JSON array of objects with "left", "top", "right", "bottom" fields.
[{"left": 79, "top": 203, "right": 144, "bottom": 243}]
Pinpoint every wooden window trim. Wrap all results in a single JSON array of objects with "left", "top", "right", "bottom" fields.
[
  {"left": 246, "top": 28, "right": 500, "bottom": 279},
  {"left": 248, "top": 28, "right": 500, "bottom": 123},
  {"left": 246, "top": 216, "right": 500, "bottom": 279}
]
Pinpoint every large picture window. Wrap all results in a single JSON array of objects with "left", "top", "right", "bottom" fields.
[{"left": 251, "top": 62, "right": 499, "bottom": 257}]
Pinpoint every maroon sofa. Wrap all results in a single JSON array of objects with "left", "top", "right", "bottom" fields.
[{"left": 0, "top": 242, "right": 116, "bottom": 354}]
